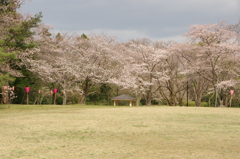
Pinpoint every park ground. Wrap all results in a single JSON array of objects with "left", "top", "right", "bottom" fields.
[{"left": 0, "top": 105, "right": 239, "bottom": 159}]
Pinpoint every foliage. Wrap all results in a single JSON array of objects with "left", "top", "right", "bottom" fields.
[
  {"left": 0, "top": 0, "right": 42, "bottom": 86},
  {"left": 13, "top": 67, "right": 43, "bottom": 104},
  {"left": 87, "top": 84, "right": 114, "bottom": 105},
  {"left": 1, "top": 1, "right": 240, "bottom": 106}
]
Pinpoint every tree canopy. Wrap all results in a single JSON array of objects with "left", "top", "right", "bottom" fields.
[{"left": 1, "top": 1, "right": 240, "bottom": 106}]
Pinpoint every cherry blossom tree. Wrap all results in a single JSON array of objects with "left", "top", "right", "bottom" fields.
[
  {"left": 67, "top": 34, "right": 121, "bottom": 104},
  {"left": 115, "top": 38, "right": 169, "bottom": 106},
  {"left": 20, "top": 30, "right": 78, "bottom": 104},
  {"left": 173, "top": 43, "right": 210, "bottom": 106},
  {"left": 156, "top": 48, "right": 186, "bottom": 106},
  {"left": 21, "top": 32, "right": 121, "bottom": 105},
  {"left": 183, "top": 21, "right": 240, "bottom": 107}
]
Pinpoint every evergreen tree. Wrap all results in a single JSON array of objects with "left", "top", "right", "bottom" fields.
[{"left": 0, "top": 0, "right": 42, "bottom": 103}]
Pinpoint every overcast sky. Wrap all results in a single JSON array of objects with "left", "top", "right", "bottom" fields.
[{"left": 21, "top": 0, "right": 240, "bottom": 42}]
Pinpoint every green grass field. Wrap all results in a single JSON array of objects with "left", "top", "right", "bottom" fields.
[{"left": 0, "top": 105, "right": 239, "bottom": 159}]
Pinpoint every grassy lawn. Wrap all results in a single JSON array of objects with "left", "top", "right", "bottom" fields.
[{"left": 0, "top": 105, "right": 239, "bottom": 159}]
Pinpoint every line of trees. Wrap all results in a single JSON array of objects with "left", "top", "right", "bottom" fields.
[{"left": 1, "top": 0, "right": 240, "bottom": 106}]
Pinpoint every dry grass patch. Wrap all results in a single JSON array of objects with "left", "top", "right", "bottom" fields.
[{"left": 0, "top": 105, "right": 239, "bottom": 159}]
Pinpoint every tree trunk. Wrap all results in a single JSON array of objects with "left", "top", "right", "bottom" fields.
[
  {"left": 219, "top": 99, "right": 224, "bottom": 107},
  {"left": 2, "top": 86, "right": 8, "bottom": 104},
  {"left": 169, "top": 92, "right": 176, "bottom": 106},
  {"left": 178, "top": 99, "right": 183, "bottom": 106},
  {"left": 223, "top": 92, "right": 228, "bottom": 107},
  {"left": 176, "top": 90, "right": 185, "bottom": 106},
  {"left": 136, "top": 96, "right": 141, "bottom": 106},
  {"left": 78, "top": 95, "right": 86, "bottom": 105},
  {"left": 63, "top": 91, "right": 67, "bottom": 105},
  {"left": 194, "top": 88, "right": 202, "bottom": 107},
  {"left": 194, "top": 91, "right": 202, "bottom": 107},
  {"left": 135, "top": 89, "right": 141, "bottom": 106},
  {"left": 34, "top": 97, "right": 38, "bottom": 105},
  {"left": 145, "top": 90, "right": 152, "bottom": 106},
  {"left": 217, "top": 91, "right": 225, "bottom": 107},
  {"left": 77, "top": 77, "right": 91, "bottom": 105},
  {"left": 62, "top": 81, "right": 67, "bottom": 105},
  {"left": 208, "top": 93, "right": 214, "bottom": 107},
  {"left": 195, "top": 97, "right": 201, "bottom": 107},
  {"left": 40, "top": 96, "right": 44, "bottom": 105}
]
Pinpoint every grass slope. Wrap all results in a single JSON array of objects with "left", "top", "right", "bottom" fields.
[{"left": 0, "top": 105, "right": 239, "bottom": 159}]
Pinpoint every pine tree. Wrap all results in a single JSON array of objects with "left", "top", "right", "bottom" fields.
[{"left": 0, "top": 0, "right": 42, "bottom": 103}]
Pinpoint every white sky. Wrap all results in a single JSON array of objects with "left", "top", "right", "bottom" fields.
[{"left": 21, "top": 0, "right": 240, "bottom": 42}]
